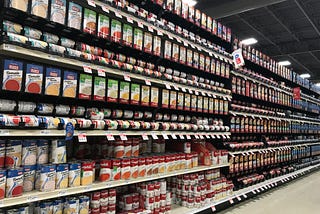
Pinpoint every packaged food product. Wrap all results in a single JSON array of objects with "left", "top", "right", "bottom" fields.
[
  {"left": 2, "top": 59, "right": 23, "bottom": 92},
  {"left": 114, "top": 140, "right": 124, "bottom": 158},
  {"left": 81, "top": 161, "right": 93, "bottom": 185},
  {"left": 141, "top": 85, "right": 150, "bottom": 106},
  {"left": 170, "top": 90, "right": 177, "bottom": 109},
  {"left": 197, "top": 96, "right": 203, "bottom": 112},
  {"left": 55, "top": 163, "right": 68, "bottom": 189},
  {"left": 177, "top": 92, "right": 184, "bottom": 110},
  {"left": 111, "top": 19, "right": 122, "bottom": 42},
  {"left": 50, "top": 0, "right": 66, "bottom": 24},
  {"left": 50, "top": 140, "right": 66, "bottom": 164},
  {"left": 201, "top": 13, "right": 207, "bottom": 29},
  {"left": 6, "top": 168, "right": 23, "bottom": 197},
  {"left": 133, "top": 28, "right": 143, "bottom": 50},
  {"left": 40, "top": 164, "right": 56, "bottom": 192},
  {"left": 100, "top": 159, "right": 111, "bottom": 181},
  {"left": 193, "top": 52, "right": 199, "bottom": 69},
  {"left": 79, "top": 74, "right": 92, "bottom": 100},
  {"left": 83, "top": 8, "right": 96, "bottom": 34},
  {"left": 23, "top": 165, "right": 36, "bottom": 192},
  {"left": 112, "top": 159, "right": 121, "bottom": 180},
  {"left": 37, "top": 140, "right": 49, "bottom": 164},
  {"left": 5, "top": 140, "right": 22, "bottom": 168},
  {"left": 7, "top": 0, "right": 29, "bottom": 12},
  {"left": 93, "top": 76, "right": 105, "bottom": 101},
  {"left": 45, "top": 67, "right": 61, "bottom": 96},
  {"left": 186, "top": 49, "right": 193, "bottom": 67},
  {"left": 67, "top": 1, "right": 82, "bottom": 30},
  {"left": 172, "top": 43, "right": 179, "bottom": 62},
  {"left": 24, "top": 63, "right": 43, "bottom": 94},
  {"left": 31, "top": 0, "right": 48, "bottom": 18},
  {"left": 119, "top": 81, "right": 130, "bottom": 104},
  {"left": 22, "top": 140, "right": 37, "bottom": 166},
  {"left": 121, "top": 159, "right": 131, "bottom": 180},
  {"left": 179, "top": 46, "right": 186, "bottom": 64},
  {"left": 164, "top": 40, "right": 172, "bottom": 60},
  {"left": 98, "top": 14, "right": 110, "bottom": 38},
  {"left": 3, "top": 20, "right": 22, "bottom": 34},
  {"left": 123, "top": 24, "right": 133, "bottom": 46},
  {"left": 153, "top": 36, "right": 161, "bottom": 56},
  {"left": 0, "top": 141, "right": 5, "bottom": 168},
  {"left": 130, "top": 83, "right": 140, "bottom": 105},
  {"left": 199, "top": 54, "right": 205, "bottom": 70},
  {"left": 61, "top": 70, "right": 77, "bottom": 98},
  {"left": 144, "top": 32, "right": 153, "bottom": 53},
  {"left": 0, "top": 169, "right": 6, "bottom": 199},
  {"left": 68, "top": 162, "right": 81, "bottom": 187},
  {"left": 174, "top": 0, "right": 181, "bottom": 15},
  {"left": 107, "top": 79, "right": 119, "bottom": 102},
  {"left": 150, "top": 87, "right": 159, "bottom": 107},
  {"left": 162, "top": 89, "right": 169, "bottom": 108}
]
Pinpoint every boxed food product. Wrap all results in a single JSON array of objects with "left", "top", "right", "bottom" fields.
[
  {"left": 141, "top": 85, "right": 150, "bottom": 106},
  {"left": 78, "top": 74, "right": 92, "bottom": 100},
  {"left": 130, "top": 83, "right": 140, "bottom": 105},
  {"left": 31, "top": 0, "right": 49, "bottom": 18},
  {"left": 150, "top": 87, "right": 159, "bottom": 107},
  {"left": 170, "top": 90, "right": 177, "bottom": 109},
  {"left": 107, "top": 79, "right": 119, "bottom": 102},
  {"left": 93, "top": 76, "right": 105, "bottom": 101},
  {"left": 45, "top": 67, "right": 61, "bottom": 96},
  {"left": 184, "top": 93, "right": 190, "bottom": 111},
  {"left": 199, "top": 54, "right": 205, "bottom": 70},
  {"left": 193, "top": 52, "right": 199, "bottom": 69},
  {"left": 123, "top": 24, "right": 133, "bottom": 46},
  {"left": 119, "top": 81, "right": 130, "bottom": 104},
  {"left": 25, "top": 64, "right": 43, "bottom": 94},
  {"left": 192, "top": 143, "right": 211, "bottom": 166},
  {"left": 195, "top": 9, "right": 201, "bottom": 26},
  {"left": 2, "top": 59, "right": 23, "bottom": 92},
  {"left": 177, "top": 92, "right": 184, "bottom": 110},
  {"left": 174, "top": 0, "right": 181, "bottom": 15},
  {"left": 164, "top": 40, "right": 172, "bottom": 60},
  {"left": 172, "top": 43, "right": 179, "bottom": 62},
  {"left": 62, "top": 71, "right": 77, "bottom": 98},
  {"left": 153, "top": 36, "right": 162, "bottom": 56},
  {"left": 134, "top": 28, "right": 143, "bottom": 50},
  {"left": 201, "top": 13, "right": 207, "bottom": 29},
  {"left": 83, "top": 8, "right": 96, "bottom": 34},
  {"left": 181, "top": 2, "right": 188, "bottom": 19},
  {"left": 144, "top": 32, "right": 153, "bottom": 53},
  {"left": 188, "top": 6, "right": 195, "bottom": 22},
  {"left": 7, "top": 0, "right": 29, "bottom": 12},
  {"left": 98, "top": 14, "right": 110, "bottom": 39},
  {"left": 162, "top": 89, "right": 169, "bottom": 108},
  {"left": 191, "top": 95, "right": 197, "bottom": 112},
  {"left": 179, "top": 46, "right": 186, "bottom": 64},
  {"left": 186, "top": 49, "right": 193, "bottom": 67},
  {"left": 50, "top": 0, "right": 66, "bottom": 24},
  {"left": 212, "top": 20, "right": 217, "bottom": 35},
  {"left": 111, "top": 19, "right": 122, "bottom": 42},
  {"left": 67, "top": 1, "right": 82, "bottom": 30}
]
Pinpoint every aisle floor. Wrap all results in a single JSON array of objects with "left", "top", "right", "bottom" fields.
[{"left": 219, "top": 170, "right": 320, "bottom": 214}]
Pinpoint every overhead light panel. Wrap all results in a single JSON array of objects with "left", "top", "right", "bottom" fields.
[
  {"left": 240, "top": 38, "right": 258, "bottom": 45},
  {"left": 182, "top": 0, "right": 197, "bottom": 7},
  {"left": 315, "top": 83, "right": 320, "bottom": 87},
  {"left": 300, "top": 73, "right": 311, "bottom": 79},
  {"left": 279, "top": 61, "right": 291, "bottom": 66}
]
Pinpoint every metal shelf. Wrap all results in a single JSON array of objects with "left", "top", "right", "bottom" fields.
[
  {"left": 0, "top": 164, "right": 229, "bottom": 208},
  {"left": 170, "top": 163, "right": 320, "bottom": 214},
  {"left": 0, "top": 44, "right": 231, "bottom": 100}
]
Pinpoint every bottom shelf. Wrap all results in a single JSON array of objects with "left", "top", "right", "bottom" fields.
[{"left": 170, "top": 163, "right": 320, "bottom": 214}]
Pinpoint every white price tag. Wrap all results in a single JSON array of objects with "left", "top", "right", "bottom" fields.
[
  {"left": 106, "top": 134, "right": 115, "bottom": 141},
  {"left": 78, "top": 133, "right": 87, "bottom": 142},
  {"left": 179, "top": 134, "right": 185, "bottom": 140},
  {"left": 195, "top": 135, "right": 199, "bottom": 139},
  {"left": 148, "top": 26, "right": 154, "bottom": 32},
  {"left": 124, "top": 74, "right": 131, "bottom": 81},
  {"left": 157, "top": 30, "right": 163, "bottom": 36},
  {"left": 243, "top": 194, "right": 247, "bottom": 198},
  {"left": 171, "top": 134, "right": 177, "bottom": 139},
  {"left": 152, "top": 133, "right": 158, "bottom": 140},
  {"left": 162, "top": 133, "right": 169, "bottom": 140},
  {"left": 165, "top": 84, "right": 171, "bottom": 90},
  {"left": 101, "top": 5, "right": 109, "bottom": 13},
  {"left": 40, "top": 130, "right": 49, "bottom": 135},
  {"left": 229, "top": 199, "right": 234, "bottom": 204},
  {"left": 98, "top": 69, "right": 106, "bottom": 77},
  {"left": 181, "top": 87, "right": 186, "bottom": 92},
  {"left": 211, "top": 134, "right": 216, "bottom": 139},
  {"left": 59, "top": 190, "right": 67, "bottom": 196},
  {"left": 87, "top": 0, "right": 96, "bottom": 7},
  {"left": 120, "top": 134, "right": 128, "bottom": 141},
  {"left": 236, "top": 196, "right": 241, "bottom": 201},
  {"left": 199, "top": 135, "right": 204, "bottom": 139},
  {"left": 217, "top": 135, "right": 221, "bottom": 139},
  {"left": 142, "top": 133, "right": 149, "bottom": 140},
  {"left": 138, "top": 22, "right": 144, "bottom": 28},
  {"left": 195, "top": 91, "right": 199, "bottom": 95},
  {"left": 176, "top": 38, "right": 181, "bottom": 43},
  {"left": 211, "top": 206, "right": 216, "bottom": 212},
  {"left": 115, "top": 13, "right": 123, "bottom": 18},
  {"left": 201, "top": 91, "right": 207, "bottom": 96},
  {"left": 205, "top": 135, "right": 211, "bottom": 139},
  {"left": 208, "top": 93, "right": 212, "bottom": 97},
  {"left": 127, "top": 17, "right": 133, "bottom": 23},
  {"left": 173, "top": 85, "right": 179, "bottom": 91},
  {"left": 222, "top": 135, "right": 227, "bottom": 139},
  {"left": 168, "top": 34, "right": 173, "bottom": 40},
  {"left": 256, "top": 188, "right": 261, "bottom": 193},
  {"left": 85, "top": 185, "right": 92, "bottom": 191},
  {"left": 83, "top": 65, "right": 92, "bottom": 74},
  {"left": 27, "top": 196, "right": 39, "bottom": 202},
  {"left": 186, "top": 135, "right": 191, "bottom": 140},
  {"left": 252, "top": 190, "right": 256, "bottom": 194},
  {"left": 188, "top": 88, "right": 193, "bottom": 94},
  {"left": 145, "top": 79, "right": 151, "bottom": 86},
  {"left": 183, "top": 41, "right": 188, "bottom": 47}
]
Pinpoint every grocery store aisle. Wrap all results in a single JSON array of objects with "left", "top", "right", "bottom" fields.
[{"left": 219, "top": 170, "right": 320, "bottom": 214}]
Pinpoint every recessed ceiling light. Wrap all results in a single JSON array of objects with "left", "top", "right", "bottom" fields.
[
  {"left": 279, "top": 61, "right": 291, "bottom": 66},
  {"left": 300, "top": 73, "right": 311, "bottom": 79},
  {"left": 240, "top": 38, "right": 258, "bottom": 45},
  {"left": 182, "top": 0, "right": 197, "bottom": 7}
]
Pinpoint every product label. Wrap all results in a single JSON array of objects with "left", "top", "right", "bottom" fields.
[
  {"left": 50, "top": 0, "right": 66, "bottom": 24},
  {"left": 164, "top": 40, "right": 172, "bottom": 59},
  {"left": 131, "top": 83, "right": 140, "bottom": 105},
  {"left": 162, "top": 89, "right": 169, "bottom": 108},
  {"left": 119, "top": 81, "right": 130, "bottom": 104},
  {"left": 93, "top": 76, "right": 105, "bottom": 101},
  {"left": 107, "top": 79, "right": 118, "bottom": 102},
  {"left": 98, "top": 14, "right": 110, "bottom": 38},
  {"left": 3, "top": 59, "right": 23, "bottom": 92},
  {"left": 141, "top": 85, "right": 150, "bottom": 106},
  {"left": 151, "top": 87, "right": 159, "bottom": 107},
  {"left": 25, "top": 64, "right": 43, "bottom": 94},
  {"left": 111, "top": 19, "right": 122, "bottom": 42},
  {"left": 31, "top": 0, "right": 49, "bottom": 18},
  {"left": 123, "top": 24, "right": 133, "bottom": 46},
  {"left": 83, "top": 8, "right": 96, "bottom": 34},
  {"left": 79, "top": 74, "right": 92, "bottom": 100},
  {"left": 45, "top": 67, "right": 61, "bottom": 96},
  {"left": 144, "top": 32, "right": 153, "bottom": 53},
  {"left": 62, "top": 71, "right": 77, "bottom": 98},
  {"left": 153, "top": 36, "right": 161, "bottom": 56},
  {"left": 67, "top": 2, "right": 82, "bottom": 30}
]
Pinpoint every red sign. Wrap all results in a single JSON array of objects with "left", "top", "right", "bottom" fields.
[{"left": 293, "top": 87, "right": 301, "bottom": 100}]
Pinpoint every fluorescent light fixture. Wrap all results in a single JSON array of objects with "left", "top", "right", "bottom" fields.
[
  {"left": 240, "top": 38, "right": 258, "bottom": 45},
  {"left": 300, "top": 73, "right": 311, "bottom": 79},
  {"left": 278, "top": 61, "right": 291, "bottom": 66},
  {"left": 182, "top": 0, "right": 197, "bottom": 7},
  {"left": 315, "top": 83, "right": 320, "bottom": 87}
]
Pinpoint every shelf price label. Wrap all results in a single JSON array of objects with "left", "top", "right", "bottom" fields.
[
  {"left": 78, "top": 133, "right": 87, "bottom": 142},
  {"left": 151, "top": 133, "right": 158, "bottom": 140},
  {"left": 127, "top": 17, "right": 133, "bottom": 23},
  {"left": 186, "top": 135, "right": 191, "bottom": 140},
  {"left": 173, "top": 85, "right": 179, "bottom": 91},
  {"left": 199, "top": 135, "right": 204, "bottom": 139},
  {"left": 101, "top": 5, "right": 109, "bottom": 13},
  {"left": 27, "top": 195, "right": 39, "bottom": 202},
  {"left": 171, "top": 134, "right": 177, "bottom": 139},
  {"left": 165, "top": 84, "right": 171, "bottom": 90},
  {"left": 229, "top": 199, "right": 234, "bottom": 204},
  {"left": 179, "top": 134, "right": 184, "bottom": 140},
  {"left": 115, "top": 13, "right": 123, "bottom": 18},
  {"left": 148, "top": 26, "right": 154, "bottom": 32},
  {"left": 236, "top": 196, "right": 241, "bottom": 201},
  {"left": 98, "top": 69, "right": 106, "bottom": 77},
  {"left": 124, "top": 74, "right": 131, "bottom": 82},
  {"left": 141, "top": 133, "right": 149, "bottom": 140},
  {"left": 83, "top": 65, "right": 92, "bottom": 74},
  {"left": 211, "top": 206, "right": 216, "bottom": 212},
  {"left": 138, "top": 22, "right": 144, "bottom": 28},
  {"left": 194, "top": 134, "right": 199, "bottom": 139},
  {"left": 162, "top": 133, "right": 169, "bottom": 140},
  {"left": 243, "top": 194, "right": 247, "bottom": 198},
  {"left": 106, "top": 134, "right": 115, "bottom": 141},
  {"left": 145, "top": 79, "right": 151, "bottom": 86},
  {"left": 59, "top": 190, "right": 67, "bottom": 196},
  {"left": 87, "top": 0, "right": 96, "bottom": 7},
  {"left": 252, "top": 189, "right": 256, "bottom": 194},
  {"left": 120, "top": 134, "right": 128, "bottom": 141}
]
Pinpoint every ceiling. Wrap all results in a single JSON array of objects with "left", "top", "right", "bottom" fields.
[{"left": 196, "top": 0, "right": 320, "bottom": 82}]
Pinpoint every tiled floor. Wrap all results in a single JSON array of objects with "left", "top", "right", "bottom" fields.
[{"left": 219, "top": 170, "right": 320, "bottom": 214}]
